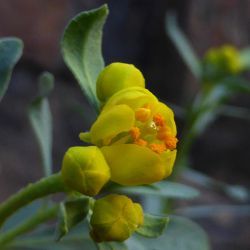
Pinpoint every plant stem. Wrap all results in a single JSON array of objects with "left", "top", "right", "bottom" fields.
[
  {"left": 0, "top": 205, "right": 59, "bottom": 246},
  {"left": 0, "top": 173, "right": 65, "bottom": 227}
]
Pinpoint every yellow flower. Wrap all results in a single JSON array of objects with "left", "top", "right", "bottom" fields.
[
  {"left": 96, "top": 62, "right": 145, "bottom": 102},
  {"left": 80, "top": 87, "right": 177, "bottom": 186},
  {"left": 90, "top": 194, "right": 143, "bottom": 242},
  {"left": 61, "top": 146, "right": 110, "bottom": 196},
  {"left": 203, "top": 45, "right": 242, "bottom": 82}
]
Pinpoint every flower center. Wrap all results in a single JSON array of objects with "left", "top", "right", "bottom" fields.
[{"left": 130, "top": 107, "right": 178, "bottom": 154}]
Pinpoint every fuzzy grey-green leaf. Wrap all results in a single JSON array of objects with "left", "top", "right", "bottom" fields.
[
  {"left": 134, "top": 215, "right": 211, "bottom": 250},
  {"left": 62, "top": 4, "right": 109, "bottom": 110},
  {"left": 111, "top": 181, "right": 200, "bottom": 200},
  {"left": 28, "top": 72, "right": 54, "bottom": 177},
  {"left": 0, "top": 37, "right": 23, "bottom": 101},
  {"left": 55, "top": 197, "right": 90, "bottom": 241},
  {"left": 136, "top": 214, "right": 169, "bottom": 238}
]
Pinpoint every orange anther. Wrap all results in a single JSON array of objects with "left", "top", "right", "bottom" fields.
[
  {"left": 135, "top": 139, "right": 148, "bottom": 146},
  {"left": 165, "top": 136, "right": 178, "bottom": 150},
  {"left": 149, "top": 143, "right": 166, "bottom": 154},
  {"left": 153, "top": 114, "right": 165, "bottom": 127},
  {"left": 130, "top": 127, "right": 141, "bottom": 141},
  {"left": 135, "top": 107, "right": 151, "bottom": 122},
  {"left": 157, "top": 126, "right": 171, "bottom": 140}
]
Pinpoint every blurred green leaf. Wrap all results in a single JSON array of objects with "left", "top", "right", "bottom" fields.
[
  {"left": 7, "top": 223, "right": 97, "bottom": 250},
  {"left": 38, "top": 72, "right": 54, "bottom": 97},
  {"left": 28, "top": 72, "right": 54, "bottom": 177},
  {"left": 176, "top": 204, "right": 250, "bottom": 219},
  {"left": 0, "top": 205, "right": 58, "bottom": 247},
  {"left": 219, "top": 105, "right": 250, "bottom": 121},
  {"left": 1, "top": 201, "right": 42, "bottom": 232},
  {"left": 239, "top": 47, "right": 250, "bottom": 69},
  {"left": 125, "top": 237, "right": 144, "bottom": 250},
  {"left": 98, "top": 242, "right": 127, "bottom": 250},
  {"left": 5, "top": 237, "right": 96, "bottom": 250},
  {"left": 61, "top": 4, "right": 108, "bottom": 111},
  {"left": 0, "top": 37, "right": 23, "bottom": 101},
  {"left": 136, "top": 213, "right": 169, "bottom": 238},
  {"left": 219, "top": 76, "right": 250, "bottom": 94},
  {"left": 165, "top": 13, "right": 201, "bottom": 79},
  {"left": 183, "top": 169, "right": 249, "bottom": 202},
  {"left": 111, "top": 181, "right": 200, "bottom": 200},
  {"left": 191, "top": 76, "right": 250, "bottom": 135},
  {"left": 133, "top": 215, "right": 211, "bottom": 250},
  {"left": 55, "top": 197, "right": 90, "bottom": 241}
]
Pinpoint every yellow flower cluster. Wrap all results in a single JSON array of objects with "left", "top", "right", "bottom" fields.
[
  {"left": 61, "top": 62, "right": 178, "bottom": 242},
  {"left": 203, "top": 45, "right": 243, "bottom": 82}
]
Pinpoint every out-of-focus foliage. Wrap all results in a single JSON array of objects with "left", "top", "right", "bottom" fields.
[
  {"left": 28, "top": 72, "right": 54, "bottom": 177},
  {"left": 0, "top": 37, "right": 23, "bottom": 101}
]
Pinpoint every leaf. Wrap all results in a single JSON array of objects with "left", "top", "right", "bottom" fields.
[
  {"left": 133, "top": 215, "right": 211, "bottom": 250},
  {"left": 125, "top": 237, "right": 144, "bottom": 250},
  {"left": 176, "top": 204, "right": 250, "bottom": 219},
  {"left": 136, "top": 213, "right": 169, "bottom": 238},
  {"left": 183, "top": 169, "right": 249, "bottom": 202},
  {"left": 1, "top": 201, "right": 42, "bottom": 232},
  {"left": 165, "top": 13, "right": 201, "bottom": 79},
  {"left": 111, "top": 181, "right": 200, "bottom": 200},
  {"left": 5, "top": 236, "right": 96, "bottom": 250},
  {"left": 61, "top": 4, "right": 109, "bottom": 110},
  {"left": 239, "top": 47, "right": 250, "bottom": 69},
  {"left": 38, "top": 72, "right": 54, "bottom": 97},
  {"left": 0, "top": 37, "right": 23, "bottom": 101},
  {"left": 55, "top": 197, "right": 90, "bottom": 241},
  {"left": 219, "top": 105, "right": 250, "bottom": 121},
  {"left": 0, "top": 205, "right": 58, "bottom": 247},
  {"left": 219, "top": 76, "right": 250, "bottom": 94},
  {"left": 97, "top": 242, "right": 127, "bottom": 250},
  {"left": 191, "top": 76, "right": 250, "bottom": 136},
  {"left": 6, "top": 222, "right": 97, "bottom": 250},
  {"left": 28, "top": 72, "right": 54, "bottom": 177}
]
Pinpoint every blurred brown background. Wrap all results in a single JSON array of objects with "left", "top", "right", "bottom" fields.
[{"left": 0, "top": 0, "right": 249, "bottom": 249}]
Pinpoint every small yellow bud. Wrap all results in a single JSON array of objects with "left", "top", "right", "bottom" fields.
[
  {"left": 203, "top": 45, "right": 242, "bottom": 82},
  {"left": 61, "top": 146, "right": 110, "bottom": 196},
  {"left": 90, "top": 194, "right": 144, "bottom": 242},
  {"left": 96, "top": 62, "right": 145, "bottom": 102}
]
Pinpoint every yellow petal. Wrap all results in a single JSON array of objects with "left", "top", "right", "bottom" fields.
[
  {"left": 90, "top": 104, "right": 135, "bottom": 146},
  {"left": 154, "top": 102, "right": 177, "bottom": 136},
  {"left": 90, "top": 194, "right": 144, "bottom": 242},
  {"left": 61, "top": 146, "right": 110, "bottom": 196},
  {"left": 96, "top": 62, "right": 145, "bottom": 102},
  {"left": 101, "top": 144, "right": 165, "bottom": 185},
  {"left": 133, "top": 203, "right": 144, "bottom": 226},
  {"left": 79, "top": 132, "right": 91, "bottom": 143},
  {"left": 102, "top": 87, "right": 158, "bottom": 112},
  {"left": 161, "top": 149, "right": 177, "bottom": 178}
]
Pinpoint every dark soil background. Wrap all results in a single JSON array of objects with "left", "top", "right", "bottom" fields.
[{"left": 0, "top": 0, "right": 249, "bottom": 249}]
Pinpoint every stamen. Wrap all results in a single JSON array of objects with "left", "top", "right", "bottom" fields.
[
  {"left": 135, "top": 139, "right": 148, "bottom": 146},
  {"left": 130, "top": 127, "right": 140, "bottom": 141},
  {"left": 153, "top": 114, "right": 165, "bottom": 127},
  {"left": 135, "top": 107, "right": 151, "bottom": 122},
  {"left": 165, "top": 136, "right": 178, "bottom": 150},
  {"left": 149, "top": 143, "right": 166, "bottom": 154},
  {"left": 157, "top": 126, "right": 171, "bottom": 140}
]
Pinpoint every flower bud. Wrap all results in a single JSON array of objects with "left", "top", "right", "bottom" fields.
[
  {"left": 90, "top": 194, "right": 144, "bottom": 242},
  {"left": 96, "top": 62, "right": 145, "bottom": 102},
  {"left": 61, "top": 146, "right": 110, "bottom": 196}
]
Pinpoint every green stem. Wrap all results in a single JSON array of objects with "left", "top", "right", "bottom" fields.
[
  {"left": 0, "top": 205, "right": 59, "bottom": 246},
  {"left": 0, "top": 173, "right": 65, "bottom": 227}
]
